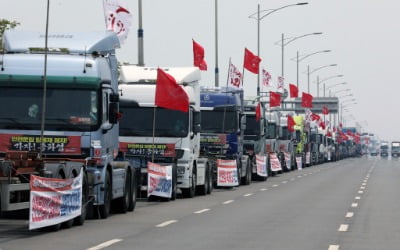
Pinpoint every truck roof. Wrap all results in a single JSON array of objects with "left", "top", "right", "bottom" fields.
[
  {"left": 3, "top": 31, "right": 120, "bottom": 54},
  {"left": 200, "top": 86, "right": 242, "bottom": 108},
  {"left": 120, "top": 65, "right": 200, "bottom": 84}
]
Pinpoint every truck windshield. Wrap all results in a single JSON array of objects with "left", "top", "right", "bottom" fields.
[
  {"left": 266, "top": 123, "right": 276, "bottom": 139},
  {"left": 201, "top": 110, "right": 237, "bottom": 133},
  {"left": 279, "top": 126, "right": 290, "bottom": 140},
  {"left": 244, "top": 115, "right": 259, "bottom": 136},
  {"left": 119, "top": 106, "right": 188, "bottom": 137},
  {"left": 0, "top": 87, "right": 99, "bottom": 131}
]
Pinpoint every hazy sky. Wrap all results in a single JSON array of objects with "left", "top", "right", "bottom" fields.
[{"left": 2, "top": 0, "right": 400, "bottom": 141}]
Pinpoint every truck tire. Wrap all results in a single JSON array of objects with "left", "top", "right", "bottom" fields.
[
  {"left": 241, "top": 159, "right": 251, "bottom": 185},
  {"left": 99, "top": 171, "right": 111, "bottom": 219},
  {"left": 207, "top": 164, "right": 213, "bottom": 194},
  {"left": 170, "top": 165, "right": 177, "bottom": 201},
  {"left": 74, "top": 170, "right": 88, "bottom": 225},
  {"left": 197, "top": 164, "right": 210, "bottom": 196},
  {"left": 116, "top": 169, "right": 131, "bottom": 213},
  {"left": 127, "top": 169, "right": 137, "bottom": 211},
  {"left": 182, "top": 168, "right": 196, "bottom": 198}
]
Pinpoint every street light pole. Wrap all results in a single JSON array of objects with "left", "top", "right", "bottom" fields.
[
  {"left": 214, "top": 0, "right": 219, "bottom": 87},
  {"left": 137, "top": 0, "right": 144, "bottom": 66},
  {"left": 249, "top": 2, "right": 308, "bottom": 96},
  {"left": 306, "top": 63, "right": 337, "bottom": 94},
  {"left": 316, "top": 74, "right": 344, "bottom": 97}
]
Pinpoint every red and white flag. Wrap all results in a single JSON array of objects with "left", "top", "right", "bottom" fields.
[
  {"left": 103, "top": 0, "right": 132, "bottom": 44},
  {"left": 228, "top": 62, "right": 243, "bottom": 88},
  {"left": 277, "top": 76, "right": 284, "bottom": 90},
  {"left": 262, "top": 69, "right": 272, "bottom": 87},
  {"left": 192, "top": 39, "right": 207, "bottom": 71}
]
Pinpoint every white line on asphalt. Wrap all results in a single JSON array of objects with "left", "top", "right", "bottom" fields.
[
  {"left": 309, "top": 172, "right": 313, "bottom": 175},
  {"left": 260, "top": 188, "right": 268, "bottom": 191},
  {"left": 297, "top": 175, "right": 302, "bottom": 178},
  {"left": 355, "top": 196, "right": 361, "bottom": 200},
  {"left": 282, "top": 181, "right": 288, "bottom": 184},
  {"left": 156, "top": 220, "right": 178, "bottom": 228},
  {"left": 351, "top": 203, "right": 358, "bottom": 207},
  {"left": 346, "top": 212, "right": 354, "bottom": 218},
  {"left": 358, "top": 190, "right": 364, "bottom": 194},
  {"left": 243, "top": 193, "right": 253, "bottom": 197},
  {"left": 87, "top": 239, "right": 123, "bottom": 250},
  {"left": 272, "top": 184, "right": 279, "bottom": 187},
  {"left": 362, "top": 183, "right": 366, "bottom": 186},
  {"left": 290, "top": 178, "right": 295, "bottom": 181},
  {"left": 194, "top": 208, "right": 210, "bottom": 214},
  {"left": 338, "top": 224, "right": 349, "bottom": 232},
  {"left": 223, "top": 200, "right": 234, "bottom": 204},
  {"left": 328, "top": 245, "right": 340, "bottom": 250},
  {"left": 360, "top": 186, "right": 366, "bottom": 189}
]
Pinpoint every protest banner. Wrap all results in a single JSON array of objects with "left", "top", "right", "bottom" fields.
[
  {"left": 29, "top": 171, "right": 82, "bottom": 230},
  {"left": 296, "top": 156, "right": 303, "bottom": 170},
  {"left": 270, "top": 153, "right": 282, "bottom": 172},
  {"left": 284, "top": 152, "right": 291, "bottom": 171},
  {"left": 256, "top": 154, "right": 267, "bottom": 177},
  {"left": 217, "top": 159, "right": 239, "bottom": 187},
  {"left": 147, "top": 162, "right": 172, "bottom": 198},
  {"left": 306, "top": 152, "right": 311, "bottom": 165}
]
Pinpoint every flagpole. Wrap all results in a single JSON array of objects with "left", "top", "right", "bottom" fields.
[
  {"left": 226, "top": 58, "right": 231, "bottom": 88},
  {"left": 151, "top": 106, "right": 156, "bottom": 163},
  {"left": 39, "top": 0, "right": 50, "bottom": 160},
  {"left": 214, "top": 0, "right": 219, "bottom": 87},
  {"left": 138, "top": 0, "right": 144, "bottom": 66}
]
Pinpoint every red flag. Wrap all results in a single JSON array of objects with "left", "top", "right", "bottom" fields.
[
  {"left": 270, "top": 92, "right": 281, "bottom": 107},
  {"left": 255, "top": 102, "right": 261, "bottom": 121},
  {"left": 327, "top": 130, "right": 332, "bottom": 137},
  {"left": 287, "top": 115, "right": 295, "bottom": 132},
  {"left": 301, "top": 92, "right": 313, "bottom": 108},
  {"left": 289, "top": 84, "right": 298, "bottom": 98},
  {"left": 277, "top": 76, "right": 284, "bottom": 90},
  {"left": 243, "top": 48, "right": 261, "bottom": 74},
  {"left": 333, "top": 127, "right": 337, "bottom": 132},
  {"left": 319, "top": 121, "right": 326, "bottom": 130},
  {"left": 339, "top": 122, "right": 343, "bottom": 128},
  {"left": 155, "top": 68, "right": 189, "bottom": 112},
  {"left": 311, "top": 113, "right": 321, "bottom": 121},
  {"left": 322, "top": 105, "right": 329, "bottom": 115},
  {"left": 192, "top": 39, "right": 207, "bottom": 71}
]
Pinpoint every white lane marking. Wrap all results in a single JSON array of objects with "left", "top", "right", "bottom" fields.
[
  {"left": 346, "top": 212, "right": 354, "bottom": 218},
  {"left": 272, "top": 184, "right": 279, "bottom": 188},
  {"left": 290, "top": 178, "right": 295, "bottom": 181},
  {"left": 360, "top": 186, "right": 366, "bottom": 189},
  {"left": 338, "top": 224, "right": 349, "bottom": 232},
  {"left": 87, "top": 239, "right": 123, "bottom": 250},
  {"left": 297, "top": 175, "right": 302, "bottom": 178},
  {"left": 156, "top": 220, "right": 178, "bottom": 228},
  {"left": 282, "top": 181, "right": 288, "bottom": 184},
  {"left": 309, "top": 172, "right": 313, "bottom": 175},
  {"left": 260, "top": 188, "right": 268, "bottom": 191},
  {"left": 355, "top": 196, "right": 361, "bottom": 200},
  {"left": 362, "top": 183, "right": 366, "bottom": 186},
  {"left": 351, "top": 203, "right": 358, "bottom": 207},
  {"left": 243, "top": 193, "right": 253, "bottom": 197},
  {"left": 358, "top": 190, "right": 364, "bottom": 194},
  {"left": 194, "top": 208, "right": 210, "bottom": 214},
  {"left": 328, "top": 245, "right": 340, "bottom": 250},
  {"left": 223, "top": 200, "right": 234, "bottom": 204}
]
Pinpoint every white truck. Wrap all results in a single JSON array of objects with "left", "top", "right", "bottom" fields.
[
  {"left": 118, "top": 66, "right": 212, "bottom": 198},
  {"left": 0, "top": 31, "right": 137, "bottom": 229}
]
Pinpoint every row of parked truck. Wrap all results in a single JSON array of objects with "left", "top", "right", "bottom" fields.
[{"left": 0, "top": 31, "right": 357, "bottom": 230}]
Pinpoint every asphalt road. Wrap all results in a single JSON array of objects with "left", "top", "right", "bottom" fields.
[{"left": 1, "top": 156, "right": 400, "bottom": 250}]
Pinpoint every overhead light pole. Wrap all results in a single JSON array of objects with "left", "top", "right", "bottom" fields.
[
  {"left": 249, "top": 2, "right": 308, "bottom": 96},
  {"left": 316, "top": 74, "right": 344, "bottom": 97},
  {"left": 306, "top": 63, "right": 337, "bottom": 93}
]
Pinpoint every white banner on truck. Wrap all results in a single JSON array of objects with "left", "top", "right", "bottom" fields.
[
  {"left": 296, "top": 156, "right": 303, "bottom": 170},
  {"left": 29, "top": 171, "right": 82, "bottom": 230},
  {"left": 284, "top": 152, "right": 291, "bottom": 171},
  {"left": 217, "top": 159, "right": 239, "bottom": 187},
  {"left": 256, "top": 154, "right": 267, "bottom": 177},
  {"left": 270, "top": 153, "right": 282, "bottom": 172},
  {"left": 147, "top": 162, "right": 172, "bottom": 198}
]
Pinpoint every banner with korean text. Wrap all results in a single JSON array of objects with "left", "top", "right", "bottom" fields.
[
  {"left": 217, "top": 159, "right": 239, "bottom": 187},
  {"left": 296, "top": 156, "right": 303, "bottom": 170},
  {"left": 270, "top": 153, "right": 282, "bottom": 172},
  {"left": 147, "top": 162, "right": 172, "bottom": 198},
  {"left": 256, "top": 154, "right": 267, "bottom": 177},
  {"left": 306, "top": 152, "right": 311, "bottom": 165},
  {"left": 29, "top": 171, "right": 82, "bottom": 230},
  {"left": 284, "top": 152, "right": 291, "bottom": 171}
]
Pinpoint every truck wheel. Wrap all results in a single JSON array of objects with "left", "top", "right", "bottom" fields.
[
  {"left": 241, "top": 159, "right": 251, "bottom": 185},
  {"left": 99, "top": 171, "right": 111, "bottom": 219},
  {"left": 127, "top": 169, "right": 137, "bottom": 211},
  {"left": 182, "top": 168, "right": 196, "bottom": 198},
  {"left": 206, "top": 164, "right": 213, "bottom": 194},
  {"left": 170, "top": 165, "right": 177, "bottom": 201},
  {"left": 197, "top": 164, "right": 209, "bottom": 196},
  {"left": 74, "top": 170, "right": 88, "bottom": 225},
  {"left": 116, "top": 170, "right": 130, "bottom": 213}
]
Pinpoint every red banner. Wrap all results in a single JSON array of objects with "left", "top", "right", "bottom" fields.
[{"left": 0, "top": 134, "right": 81, "bottom": 155}]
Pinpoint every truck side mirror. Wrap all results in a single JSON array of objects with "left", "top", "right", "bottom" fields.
[
  {"left": 193, "top": 111, "right": 201, "bottom": 135},
  {"left": 240, "top": 114, "right": 246, "bottom": 131},
  {"left": 109, "top": 102, "right": 119, "bottom": 124}
]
